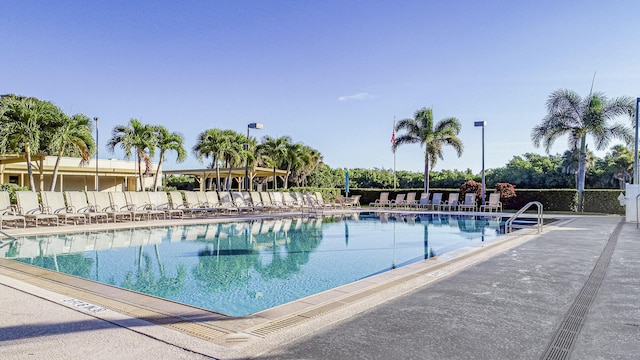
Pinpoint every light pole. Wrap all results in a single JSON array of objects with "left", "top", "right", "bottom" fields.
[
  {"left": 245, "top": 123, "right": 263, "bottom": 191},
  {"left": 634, "top": 98, "right": 639, "bottom": 184},
  {"left": 94, "top": 117, "right": 99, "bottom": 191},
  {"left": 474, "top": 121, "right": 487, "bottom": 206}
]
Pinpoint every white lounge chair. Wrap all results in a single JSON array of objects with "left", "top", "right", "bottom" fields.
[
  {"left": 40, "top": 191, "right": 87, "bottom": 225},
  {"left": 0, "top": 191, "right": 25, "bottom": 228},
  {"left": 148, "top": 192, "right": 184, "bottom": 219},
  {"left": 480, "top": 193, "right": 502, "bottom": 212},
  {"left": 64, "top": 191, "right": 108, "bottom": 224},
  {"left": 87, "top": 191, "right": 132, "bottom": 222},
  {"left": 369, "top": 192, "right": 390, "bottom": 207},
  {"left": 439, "top": 193, "right": 459, "bottom": 211},
  {"left": 15, "top": 191, "right": 59, "bottom": 227},
  {"left": 458, "top": 193, "right": 477, "bottom": 212}
]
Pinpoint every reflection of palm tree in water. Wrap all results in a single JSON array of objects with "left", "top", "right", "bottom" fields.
[
  {"left": 192, "top": 227, "right": 260, "bottom": 293},
  {"left": 422, "top": 217, "right": 436, "bottom": 259},
  {"left": 253, "top": 226, "right": 323, "bottom": 280},
  {"left": 120, "top": 251, "right": 186, "bottom": 299}
]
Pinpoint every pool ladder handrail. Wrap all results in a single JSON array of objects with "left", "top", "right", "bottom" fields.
[
  {"left": 505, "top": 201, "right": 543, "bottom": 234},
  {"left": 0, "top": 229, "right": 18, "bottom": 249}
]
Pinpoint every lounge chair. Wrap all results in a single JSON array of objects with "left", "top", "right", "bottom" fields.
[
  {"left": 416, "top": 193, "right": 430, "bottom": 208},
  {"left": 218, "top": 192, "right": 240, "bottom": 213},
  {"left": 314, "top": 192, "right": 339, "bottom": 208},
  {"left": 231, "top": 191, "right": 254, "bottom": 213},
  {"left": 248, "top": 191, "right": 268, "bottom": 212},
  {"left": 64, "top": 191, "right": 108, "bottom": 224},
  {"left": 260, "top": 192, "right": 285, "bottom": 212},
  {"left": 168, "top": 191, "right": 197, "bottom": 218},
  {"left": 389, "top": 193, "right": 406, "bottom": 208},
  {"left": 458, "top": 193, "right": 477, "bottom": 211},
  {"left": 344, "top": 194, "right": 361, "bottom": 207},
  {"left": 270, "top": 192, "right": 292, "bottom": 211},
  {"left": 148, "top": 192, "right": 184, "bottom": 219},
  {"left": 87, "top": 191, "right": 133, "bottom": 222},
  {"left": 40, "top": 191, "right": 87, "bottom": 225},
  {"left": 480, "top": 193, "right": 502, "bottom": 212},
  {"left": 0, "top": 191, "right": 25, "bottom": 228},
  {"left": 183, "top": 191, "right": 208, "bottom": 216},
  {"left": 15, "top": 191, "right": 59, "bottom": 227},
  {"left": 404, "top": 192, "right": 418, "bottom": 208},
  {"left": 429, "top": 193, "right": 443, "bottom": 210},
  {"left": 125, "top": 192, "right": 166, "bottom": 220},
  {"left": 109, "top": 192, "right": 146, "bottom": 221},
  {"left": 369, "top": 192, "right": 390, "bottom": 207},
  {"left": 439, "top": 193, "right": 459, "bottom": 211}
]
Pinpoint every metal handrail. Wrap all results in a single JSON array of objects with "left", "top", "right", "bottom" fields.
[
  {"left": 505, "top": 201, "right": 543, "bottom": 233},
  {"left": 0, "top": 229, "right": 18, "bottom": 249}
]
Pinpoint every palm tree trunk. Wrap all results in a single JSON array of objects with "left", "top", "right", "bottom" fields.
[
  {"left": 215, "top": 163, "right": 221, "bottom": 191},
  {"left": 49, "top": 150, "right": 63, "bottom": 191},
  {"left": 273, "top": 167, "right": 277, "bottom": 190},
  {"left": 137, "top": 149, "right": 146, "bottom": 192},
  {"left": 152, "top": 151, "right": 164, "bottom": 192},
  {"left": 284, "top": 165, "right": 291, "bottom": 189},
  {"left": 577, "top": 136, "right": 587, "bottom": 212},
  {"left": 25, "top": 144, "right": 36, "bottom": 191},
  {"left": 423, "top": 154, "right": 430, "bottom": 195}
]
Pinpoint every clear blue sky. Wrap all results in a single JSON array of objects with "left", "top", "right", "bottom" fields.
[{"left": 2, "top": 1, "right": 639, "bottom": 173}]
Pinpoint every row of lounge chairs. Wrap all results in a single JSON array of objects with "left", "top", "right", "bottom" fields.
[
  {"left": 369, "top": 192, "right": 502, "bottom": 212},
  {"left": 0, "top": 190, "right": 352, "bottom": 229}
]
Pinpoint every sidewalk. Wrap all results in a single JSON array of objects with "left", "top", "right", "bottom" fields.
[
  {"left": 256, "top": 216, "right": 640, "bottom": 359},
  {"left": 0, "top": 216, "right": 638, "bottom": 359}
]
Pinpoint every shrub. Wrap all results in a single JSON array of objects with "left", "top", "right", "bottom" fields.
[{"left": 459, "top": 180, "right": 483, "bottom": 202}]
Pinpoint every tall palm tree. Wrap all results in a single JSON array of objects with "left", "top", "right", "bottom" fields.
[
  {"left": 107, "top": 118, "right": 156, "bottom": 191},
  {"left": 0, "top": 96, "right": 61, "bottom": 191},
  {"left": 392, "top": 107, "right": 463, "bottom": 194},
  {"left": 220, "top": 130, "right": 246, "bottom": 191},
  {"left": 192, "top": 128, "right": 228, "bottom": 190},
  {"left": 257, "top": 136, "right": 290, "bottom": 190},
  {"left": 48, "top": 113, "right": 95, "bottom": 191},
  {"left": 152, "top": 125, "right": 186, "bottom": 191},
  {"left": 532, "top": 89, "right": 634, "bottom": 211},
  {"left": 283, "top": 142, "right": 307, "bottom": 189}
]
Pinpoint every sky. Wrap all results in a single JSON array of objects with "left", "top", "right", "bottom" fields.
[{"left": 2, "top": 0, "right": 640, "bottom": 174}]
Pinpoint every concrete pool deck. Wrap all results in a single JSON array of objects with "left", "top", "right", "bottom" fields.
[{"left": 0, "top": 212, "right": 638, "bottom": 359}]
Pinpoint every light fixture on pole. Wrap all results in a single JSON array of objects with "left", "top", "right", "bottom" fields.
[
  {"left": 474, "top": 121, "right": 487, "bottom": 206},
  {"left": 94, "top": 117, "right": 99, "bottom": 191},
  {"left": 245, "top": 122, "right": 263, "bottom": 191}
]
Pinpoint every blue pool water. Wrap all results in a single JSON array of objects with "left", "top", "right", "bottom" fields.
[{"left": 1, "top": 213, "right": 503, "bottom": 316}]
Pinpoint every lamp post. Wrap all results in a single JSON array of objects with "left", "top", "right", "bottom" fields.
[
  {"left": 245, "top": 122, "right": 263, "bottom": 191},
  {"left": 94, "top": 117, "right": 99, "bottom": 191},
  {"left": 474, "top": 121, "right": 487, "bottom": 206},
  {"left": 634, "top": 98, "right": 639, "bottom": 184}
]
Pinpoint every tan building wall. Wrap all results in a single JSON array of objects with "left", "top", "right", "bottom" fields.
[{"left": 0, "top": 156, "right": 157, "bottom": 192}]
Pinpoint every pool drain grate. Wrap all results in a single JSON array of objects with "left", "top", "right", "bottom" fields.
[{"left": 540, "top": 219, "right": 623, "bottom": 360}]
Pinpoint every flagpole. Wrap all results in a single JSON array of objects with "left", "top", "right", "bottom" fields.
[{"left": 393, "top": 116, "right": 397, "bottom": 189}]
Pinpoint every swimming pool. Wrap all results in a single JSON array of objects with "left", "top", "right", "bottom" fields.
[{"left": 1, "top": 213, "right": 502, "bottom": 316}]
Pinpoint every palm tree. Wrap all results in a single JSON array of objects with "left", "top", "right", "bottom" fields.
[
  {"left": 257, "top": 136, "right": 290, "bottom": 190},
  {"left": 283, "top": 142, "right": 308, "bottom": 188},
  {"left": 0, "top": 96, "right": 61, "bottom": 191},
  {"left": 392, "top": 107, "right": 463, "bottom": 194},
  {"left": 532, "top": 89, "right": 634, "bottom": 211},
  {"left": 151, "top": 126, "right": 186, "bottom": 191},
  {"left": 561, "top": 147, "right": 595, "bottom": 187},
  {"left": 48, "top": 113, "right": 95, "bottom": 191},
  {"left": 192, "top": 128, "right": 228, "bottom": 190},
  {"left": 220, "top": 130, "right": 246, "bottom": 191},
  {"left": 106, "top": 118, "right": 156, "bottom": 191}
]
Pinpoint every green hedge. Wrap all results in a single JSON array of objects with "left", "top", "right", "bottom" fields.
[{"left": 351, "top": 188, "right": 625, "bottom": 214}]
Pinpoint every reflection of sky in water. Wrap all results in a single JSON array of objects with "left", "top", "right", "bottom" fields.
[{"left": 4, "top": 214, "right": 502, "bottom": 316}]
